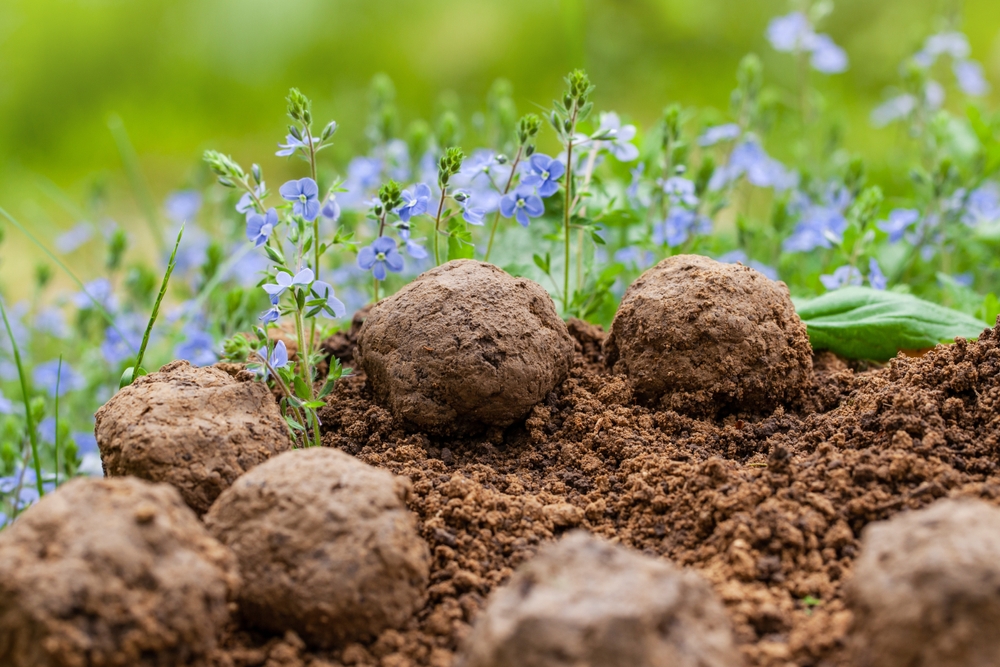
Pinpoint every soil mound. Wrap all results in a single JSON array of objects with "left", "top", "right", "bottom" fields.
[
  {"left": 205, "top": 447, "right": 431, "bottom": 649},
  {"left": 457, "top": 530, "right": 739, "bottom": 667},
  {"left": 95, "top": 359, "right": 292, "bottom": 514},
  {"left": 356, "top": 260, "right": 575, "bottom": 436},
  {"left": 604, "top": 254, "right": 813, "bottom": 417},
  {"left": 0, "top": 477, "right": 239, "bottom": 667},
  {"left": 848, "top": 498, "right": 1000, "bottom": 667}
]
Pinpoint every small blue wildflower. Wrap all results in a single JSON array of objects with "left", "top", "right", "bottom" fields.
[
  {"left": 952, "top": 273, "right": 975, "bottom": 288},
  {"left": 868, "top": 258, "right": 887, "bottom": 290},
  {"left": 276, "top": 133, "right": 319, "bottom": 157},
  {"left": 175, "top": 331, "right": 217, "bottom": 367},
  {"left": 954, "top": 60, "right": 990, "bottom": 96},
  {"left": 595, "top": 112, "right": 639, "bottom": 162},
  {"left": 613, "top": 246, "right": 655, "bottom": 271},
  {"left": 663, "top": 177, "right": 698, "bottom": 207},
  {"left": 34, "top": 307, "right": 68, "bottom": 339},
  {"left": 246, "top": 208, "right": 278, "bottom": 247},
  {"left": 711, "top": 141, "right": 796, "bottom": 191},
  {"left": 236, "top": 185, "right": 265, "bottom": 214},
  {"left": 925, "top": 80, "right": 945, "bottom": 109},
  {"left": 914, "top": 31, "right": 970, "bottom": 68},
  {"left": 626, "top": 162, "right": 645, "bottom": 205},
  {"left": 164, "top": 190, "right": 202, "bottom": 224},
  {"left": 309, "top": 281, "right": 347, "bottom": 319},
  {"left": 39, "top": 416, "right": 57, "bottom": 443},
  {"left": 358, "top": 237, "right": 404, "bottom": 281},
  {"left": 522, "top": 154, "right": 565, "bottom": 198},
  {"left": 457, "top": 150, "right": 504, "bottom": 187},
  {"left": 321, "top": 196, "right": 341, "bottom": 221},
  {"left": 0, "top": 392, "right": 13, "bottom": 414},
  {"left": 871, "top": 94, "right": 917, "bottom": 127},
  {"left": 698, "top": 124, "right": 741, "bottom": 147},
  {"left": 73, "top": 431, "right": 99, "bottom": 456},
  {"left": 810, "top": 34, "right": 848, "bottom": 74},
  {"left": 963, "top": 183, "right": 1000, "bottom": 226},
  {"left": 398, "top": 228, "right": 429, "bottom": 259},
  {"left": 653, "top": 208, "right": 711, "bottom": 247},
  {"left": 877, "top": 208, "right": 920, "bottom": 243},
  {"left": 100, "top": 315, "right": 145, "bottom": 366},
  {"left": 499, "top": 186, "right": 545, "bottom": 227},
  {"left": 458, "top": 196, "right": 486, "bottom": 226},
  {"left": 267, "top": 341, "right": 289, "bottom": 374},
  {"left": 73, "top": 278, "right": 117, "bottom": 312},
  {"left": 767, "top": 12, "right": 813, "bottom": 51},
  {"left": 263, "top": 268, "right": 314, "bottom": 300},
  {"left": 784, "top": 204, "right": 847, "bottom": 253},
  {"left": 259, "top": 305, "right": 280, "bottom": 324},
  {"left": 55, "top": 222, "right": 93, "bottom": 253},
  {"left": 820, "top": 265, "right": 864, "bottom": 290},
  {"left": 397, "top": 184, "right": 432, "bottom": 223},
  {"left": 279, "top": 178, "right": 321, "bottom": 221},
  {"left": 33, "top": 360, "right": 85, "bottom": 397}
]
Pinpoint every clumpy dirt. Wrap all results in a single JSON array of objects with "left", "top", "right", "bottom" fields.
[
  {"left": 205, "top": 313, "right": 1000, "bottom": 667},
  {"left": 356, "top": 260, "right": 575, "bottom": 437},
  {"left": 0, "top": 477, "right": 240, "bottom": 667},
  {"left": 205, "top": 448, "right": 431, "bottom": 649},
  {"left": 96, "top": 360, "right": 292, "bottom": 514},
  {"left": 605, "top": 255, "right": 814, "bottom": 418}
]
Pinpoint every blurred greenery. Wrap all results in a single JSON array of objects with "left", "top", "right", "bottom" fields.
[{"left": 0, "top": 0, "right": 998, "bottom": 290}]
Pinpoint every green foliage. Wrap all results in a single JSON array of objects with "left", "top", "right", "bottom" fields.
[{"left": 795, "top": 287, "right": 989, "bottom": 361}]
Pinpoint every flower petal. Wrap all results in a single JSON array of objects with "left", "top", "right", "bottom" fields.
[
  {"left": 299, "top": 177, "right": 319, "bottom": 198},
  {"left": 372, "top": 261, "right": 387, "bottom": 281},
  {"left": 524, "top": 195, "right": 544, "bottom": 217},
  {"left": 384, "top": 249, "right": 405, "bottom": 272},
  {"left": 279, "top": 180, "right": 301, "bottom": 201},
  {"left": 291, "top": 268, "right": 314, "bottom": 285},
  {"left": 357, "top": 246, "right": 376, "bottom": 269},
  {"left": 373, "top": 236, "right": 397, "bottom": 253}
]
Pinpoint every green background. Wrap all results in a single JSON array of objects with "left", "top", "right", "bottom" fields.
[{"left": 1, "top": 0, "right": 998, "bottom": 284}]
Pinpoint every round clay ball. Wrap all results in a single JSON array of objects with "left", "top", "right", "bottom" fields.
[
  {"left": 457, "top": 531, "right": 739, "bottom": 667},
  {"left": 0, "top": 477, "right": 240, "bottom": 667},
  {"left": 604, "top": 254, "right": 813, "bottom": 416},
  {"left": 848, "top": 498, "right": 1000, "bottom": 667},
  {"left": 204, "top": 447, "right": 431, "bottom": 648},
  {"left": 95, "top": 360, "right": 292, "bottom": 514},
  {"left": 357, "top": 260, "right": 575, "bottom": 436}
]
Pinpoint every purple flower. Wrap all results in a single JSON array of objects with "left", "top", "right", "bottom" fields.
[
  {"left": 595, "top": 112, "right": 639, "bottom": 162},
  {"left": 246, "top": 208, "right": 278, "bottom": 247},
  {"left": 321, "top": 196, "right": 341, "bottom": 221},
  {"left": 663, "top": 177, "right": 698, "bottom": 207},
  {"left": 499, "top": 186, "right": 544, "bottom": 227},
  {"left": 175, "top": 331, "right": 217, "bottom": 366},
  {"left": 398, "top": 228, "right": 428, "bottom": 259},
  {"left": 784, "top": 203, "right": 847, "bottom": 252},
  {"left": 33, "top": 360, "right": 85, "bottom": 397},
  {"left": 279, "top": 178, "right": 320, "bottom": 222},
  {"left": 914, "top": 32, "right": 970, "bottom": 68},
  {"left": 259, "top": 306, "right": 280, "bottom": 324},
  {"left": 397, "top": 184, "right": 432, "bottom": 223},
  {"left": 878, "top": 209, "right": 920, "bottom": 243},
  {"left": 34, "top": 307, "right": 68, "bottom": 339},
  {"left": 954, "top": 60, "right": 990, "bottom": 96},
  {"left": 767, "top": 12, "right": 813, "bottom": 52},
  {"left": 276, "top": 134, "right": 319, "bottom": 157},
  {"left": 56, "top": 222, "right": 93, "bottom": 253},
  {"left": 613, "top": 246, "right": 655, "bottom": 270},
  {"left": 164, "top": 190, "right": 202, "bottom": 224},
  {"left": 268, "top": 340, "right": 288, "bottom": 371},
  {"left": 963, "top": 184, "right": 1000, "bottom": 226},
  {"left": 263, "top": 269, "right": 314, "bottom": 300},
  {"left": 236, "top": 185, "right": 265, "bottom": 214},
  {"left": 820, "top": 265, "right": 864, "bottom": 290},
  {"left": 810, "top": 34, "right": 848, "bottom": 73},
  {"left": 308, "top": 281, "right": 347, "bottom": 319},
  {"left": 653, "top": 208, "right": 711, "bottom": 247},
  {"left": 100, "top": 315, "right": 145, "bottom": 366},
  {"left": 73, "top": 278, "right": 117, "bottom": 312},
  {"left": 358, "top": 237, "right": 404, "bottom": 281},
  {"left": 522, "top": 154, "right": 565, "bottom": 197},
  {"left": 626, "top": 162, "right": 645, "bottom": 205},
  {"left": 458, "top": 196, "right": 486, "bottom": 226},
  {"left": 711, "top": 141, "right": 796, "bottom": 191},
  {"left": 698, "top": 124, "right": 741, "bottom": 147},
  {"left": 868, "top": 258, "right": 887, "bottom": 290},
  {"left": 0, "top": 392, "right": 13, "bottom": 415}
]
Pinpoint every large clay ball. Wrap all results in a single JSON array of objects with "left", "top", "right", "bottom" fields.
[
  {"left": 204, "top": 447, "right": 431, "bottom": 648},
  {"left": 357, "top": 260, "right": 575, "bottom": 435},
  {"left": 0, "top": 477, "right": 240, "bottom": 667},
  {"left": 847, "top": 498, "right": 1000, "bottom": 667},
  {"left": 95, "top": 360, "right": 292, "bottom": 514},
  {"left": 457, "top": 531, "right": 739, "bottom": 667},
  {"left": 604, "top": 254, "right": 813, "bottom": 416}
]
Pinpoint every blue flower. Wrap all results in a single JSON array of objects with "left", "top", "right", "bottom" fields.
[
  {"left": 653, "top": 208, "right": 711, "bottom": 247},
  {"left": 309, "top": 281, "right": 347, "bottom": 319},
  {"left": 246, "top": 208, "right": 278, "bottom": 247},
  {"left": 56, "top": 222, "right": 93, "bottom": 253},
  {"left": 263, "top": 268, "right": 314, "bottom": 300},
  {"left": 954, "top": 60, "right": 990, "bottom": 96},
  {"left": 33, "top": 360, "right": 85, "bottom": 397},
  {"left": 100, "top": 315, "right": 145, "bottom": 366},
  {"left": 613, "top": 246, "right": 655, "bottom": 270},
  {"left": 279, "top": 178, "right": 321, "bottom": 222},
  {"left": 820, "top": 265, "right": 864, "bottom": 290},
  {"left": 663, "top": 177, "right": 698, "bottom": 207},
  {"left": 698, "top": 124, "right": 741, "bottom": 147},
  {"left": 963, "top": 184, "right": 1000, "bottom": 226},
  {"left": 236, "top": 185, "right": 265, "bottom": 214},
  {"left": 0, "top": 392, "right": 12, "bottom": 414},
  {"left": 398, "top": 228, "right": 429, "bottom": 259},
  {"left": 522, "top": 154, "right": 565, "bottom": 198},
  {"left": 626, "top": 162, "right": 645, "bottom": 205},
  {"left": 767, "top": 12, "right": 813, "bottom": 52},
  {"left": 810, "top": 34, "right": 848, "bottom": 74},
  {"left": 871, "top": 95, "right": 917, "bottom": 127},
  {"left": 175, "top": 331, "right": 217, "bottom": 366},
  {"left": 878, "top": 208, "right": 920, "bottom": 243},
  {"left": 259, "top": 306, "right": 280, "bottom": 324},
  {"left": 276, "top": 134, "right": 319, "bottom": 157},
  {"left": 264, "top": 341, "right": 289, "bottom": 377},
  {"left": 711, "top": 141, "right": 796, "bottom": 191},
  {"left": 73, "top": 278, "right": 117, "bottom": 312},
  {"left": 358, "top": 237, "right": 405, "bottom": 281},
  {"left": 34, "top": 307, "right": 68, "bottom": 339},
  {"left": 321, "top": 196, "right": 341, "bottom": 221},
  {"left": 397, "top": 184, "right": 432, "bottom": 223},
  {"left": 784, "top": 203, "right": 848, "bottom": 252},
  {"left": 73, "top": 431, "right": 99, "bottom": 455},
  {"left": 868, "top": 258, "right": 887, "bottom": 290},
  {"left": 500, "top": 186, "right": 545, "bottom": 227},
  {"left": 164, "top": 190, "right": 202, "bottom": 224},
  {"left": 459, "top": 196, "right": 486, "bottom": 225},
  {"left": 914, "top": 32, "right": 970, "bottom": 68},
  {"left": 594, "top": 112, "right": 639, "bottom": 162}
]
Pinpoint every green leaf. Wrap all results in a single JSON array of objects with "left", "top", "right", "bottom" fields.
[
  {"left": 795, "top": 287, "right": 989, "bottom": 361},
  {"left": 447, "top": 220, "right": 474, "bottom": 261},
  {"left": 293, "top": 375, "right": 312, "bottom": 401}
]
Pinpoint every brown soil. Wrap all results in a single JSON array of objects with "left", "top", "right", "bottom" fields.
[
  {"left": 95, "top": 360, "right": 293, "bottom": 514},
  {"left": 605, "top": 255, "right": 814, "bottom": 417},
  {"left": 356, "top": 260, "right": 575, "bottom": 436},
  {"left": 0, "top": 477, "right": 240, "bottom": 667}
]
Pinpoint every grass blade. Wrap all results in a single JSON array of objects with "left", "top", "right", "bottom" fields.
[
  {"left": 54, "top": 356, "right": 62, "bottom": 487},
  {"left": 0, "top": 299, "right": 43, "bottom": 500}
]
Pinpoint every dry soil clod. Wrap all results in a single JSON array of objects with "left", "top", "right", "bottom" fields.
[
  {"left": 848, "top": 498, "right": 1000, "bottom": 667},
  {"left": 94, "top": 359, "right": 292, "bottom": 514},
  {"left": 357, "top": 259, "right": 575, "bottom": 436},
  {"left": 605, "top": 254, "right": 814, "bottom": 417},
  {"left": 204, "top": 447, "right": 431, "bottom": 649},
  {"left": 0, "top": 477, "right": 240, "bottom": 667},
  {"left": 457, "top": 530, "right": 741, "bottom": 667}
]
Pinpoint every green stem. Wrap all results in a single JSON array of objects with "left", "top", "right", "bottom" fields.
[
  {"left": 54, "top": 357, "right": 62, "bottom": 487},
  {"left": 132, "top": 225, "right": 184, "bottom": 378},
  {"left": 433, "top": 187, "right": 448, "bottom": 265},
  {"left": 305, "top": 126, "right": 320, "bottom": 359},
  {"left": 485, "top": 146, "right": 523, "bottom": 262},
  {"left": 0, "top": 300, "right": 43, "bottom": 500},
  {"left": 563, "top": 109, "right": 579, "bottom": 313}
]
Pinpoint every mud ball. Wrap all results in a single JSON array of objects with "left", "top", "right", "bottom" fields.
[
  {"left": 204, "top": 447, "right": 431, "bottom": 649},
  {"left": 357, "top": 260, "right": 575, "bottom": 436},
  {"left": 604, "top": 254, "right": 813, "bottom": 416},
  {"left": 848, "top": 498, "right": 1000, "bottom": 667},
  {"left": 457, "top": 531, "right": 740, "bottom": 667},
  {"left": 0, "top": 477, "right": 240, "bottom": 667},
  {"left": 95, "top": 359, "right": 292, "bottom": 515}
]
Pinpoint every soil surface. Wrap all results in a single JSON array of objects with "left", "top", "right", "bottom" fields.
[{"left": 203, "top": 314, "right": 1000, "bottom": 667}]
